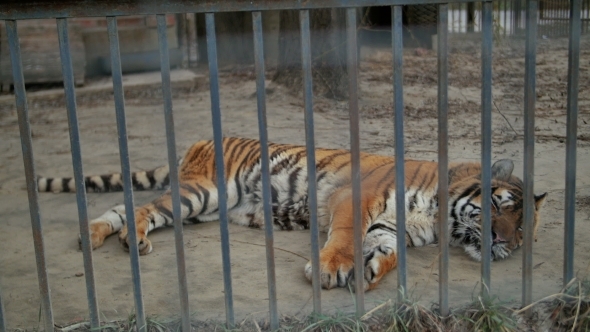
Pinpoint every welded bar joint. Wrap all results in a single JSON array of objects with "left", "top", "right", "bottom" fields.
[{"left": 252, "top": 11, "right": 279, "bottom": 330}]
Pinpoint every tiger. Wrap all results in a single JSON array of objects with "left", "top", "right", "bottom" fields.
[{"left": 38, "top": 137, "right": 547, "bottom": 291}]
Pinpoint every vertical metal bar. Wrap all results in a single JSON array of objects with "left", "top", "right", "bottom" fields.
[
  {"left": 56, "top": 18, "right": 100, "bottom": 329},
  {"left": 345, "top": 7, "right": 365, "bottom": 316},
  {"left": 106, "top": 16, "right": 147, "bottom": 332},
  {"left": 252, "top": 11, "right": 279, "bottom": 330},
  {"left": 299, "top": 9, "right": 321, "bottom": 314},
  {"left": 522, "top": 0, "right": 538, "bottom": 310},
  {"left": 205, "top": 13, "right": 235, "bottom": 327},
  {"left": 480, "top": 1, "right": 493, "bottom": 297},
  {"left": 437, "top": 4, "right": 449, "bottom": 318},
  {"left": 156, "top": 14, "right": 191, "bottom": 331},
  {"left": 563, "top": 0, "right": 581, "bottom": 286},
  {"left": 5, "top": 20, "right": 55, "bottom": 332},
  {"left": 392, "top": 5, "right": 407, "bottom": 300},
  {"left": 0, "top": 289, "right": 5, "bottom": 332}
]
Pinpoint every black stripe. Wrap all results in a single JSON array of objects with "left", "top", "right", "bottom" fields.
[
  {"left": 195, "top": 183, "right": 210, "bottom": 214},
  {"left": 145, "top": 170, "right": 157, "bottom": 189},
  {"left": 61, "top": 178, "right": 71, "bottom": 192},
  {"left": 288, "top": 167, "right": 302, "bottom": 198},
  {"left": 180, "top": 196, "right": 194, "bottom": 217},
  {"left": 46, "top": 178, "right": 54, "bottom": 192},
  {"left": 101, "top": 175, "right": 112, "bottom": 192},
  {"left": 113, "top": 209, "right": 126, "bottom": 225},
  {"left": 132, "top": 173, "right": 144, "bottom": 190},
  {"left": 158, "top": 206, "right": 174, "bottom": 221},
  {"left": 367, "top": 223, "right": 396, "bottom": 234}
]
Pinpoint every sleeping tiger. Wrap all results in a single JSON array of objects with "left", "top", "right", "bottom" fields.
[{"left": 38, "top": 137, "right": 547, "bottom": 291}]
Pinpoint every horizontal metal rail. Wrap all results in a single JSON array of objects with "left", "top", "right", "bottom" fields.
[{"left": 0, "top": 0, "right": 499, "bottom": 20}]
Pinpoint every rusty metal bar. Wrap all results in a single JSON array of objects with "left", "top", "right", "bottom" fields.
[
  {"left": 437, "top": 3, "right": 449, "bottom": 317},
  {"left": 106, "top": 16, "right": 147, "bottom": 331},
  {"left": 480, "top": 0, "right": 493, "bottom": 297},
  {"left": 5, "top": 20, "right": 55, "bottom": 332},
  {"left": 0, "top": 0, "right": 494, "bottom": 20},
  {"left": 392, "top": 5, "right": 407, "bottom": 300},
  {"left": 346, "top": 7, "right": 365, "bottom": 315},
  {"left": 156, "top": 14, "right": 191, "bottom": 331},
  {"left": 205, "top": 12, "right": 235, "bottom": 327},
  {"left": 56, "top": 17, "right": 100, "bottom": 329},
  {"left": 252, "top": 11, "right": 279, "bottom": 330},
  {"left": 299, "top": 9, "right": 322, "bottom": 314},
  {"left": 563, "top": 0, "right": 581, "bottom": 287},
  {"left": 522, "top": 0, "right": 538, "bottom": 310}
]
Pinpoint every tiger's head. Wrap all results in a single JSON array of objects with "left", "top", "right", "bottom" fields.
[{"left": 449, "top": 159, "right": 547, "bottom": 261}]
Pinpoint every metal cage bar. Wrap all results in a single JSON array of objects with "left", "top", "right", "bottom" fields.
[
  {"left": 392, "top": 5, "right": 407, "bottom": 300},
  {"left": 346, "top": 7, "right": 365, "bottom": 315},
  {"left": 437, "top": 3, "right": 450, "bottom": 317},
  {"left": 0, "top": 289, "right": 5, "bottom": 332},
  {"left": 299, "top": 9, "right": 322, "bottom": 314},
  {"left": 205, "top": 12, "right": 236, "bottom": 327},
  {"left": 155, "top": 14, "right": 191, "bottom": 331},
  {"left": 563, "top": 0, "right": 581, "bottom": 286},
  {"left": 5, "top": 20, "right": 55, "bottom": 332},
  {"left": 56, "top": 17, "right": 100, "bottom": 329},
  {"left": 480, "top": 0, "right": 493, "bottom": 296},
  {"left": 106, "top": 16, "right": 147, "bottom": 331},
  {"left": 522, "top": 0, "right": 538, "bottom": 310},
  {"left": 252, "top": 11, "right": 279, "bottom": 330}
]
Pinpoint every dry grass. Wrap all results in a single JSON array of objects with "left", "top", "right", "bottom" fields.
[{"left": 51, "top": 277, "right": 590, "bottom": 332}]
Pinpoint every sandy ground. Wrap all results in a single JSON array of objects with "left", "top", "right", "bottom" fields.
[{"left": 0, "top": 35, "right": 589, "bottom": 329}]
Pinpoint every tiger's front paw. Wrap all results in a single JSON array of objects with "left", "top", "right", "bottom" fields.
[
  {"left": 118, "top": 226, "right": 153, "bottom": 255},
  {"left": 304, "top": 248, "right": 353, "bottom": 289},
  {"left": 347, "top": 248, "right": 398, "bottom": 292}
]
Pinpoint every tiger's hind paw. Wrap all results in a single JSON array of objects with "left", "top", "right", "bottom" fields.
[
  {"left": 80, "top": 221, "right": 113, "bottom": 250},
  {"left": 118, "top": 227, "right": 153, "bottom": 255}
]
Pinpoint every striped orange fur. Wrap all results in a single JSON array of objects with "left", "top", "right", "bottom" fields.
[{"left": 39, "top": 137, "right": 547, "bottom": 290}]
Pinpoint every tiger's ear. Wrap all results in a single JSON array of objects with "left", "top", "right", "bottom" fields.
[
  {"left": 534, "top": 192, "right": 548, "bottom": 210},
  {"left": 491, "top": 159, "right": 514, "bottom": 181},
  {"left": 533, "top": 192, "right": 548, "bottom": 242}
]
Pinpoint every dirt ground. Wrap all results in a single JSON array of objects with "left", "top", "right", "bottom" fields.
[{"left": 0, "top": 34, "right": 589, "bottom": 330}]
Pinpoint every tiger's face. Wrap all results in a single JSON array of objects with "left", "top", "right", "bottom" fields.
[{"left": 450, "top": 159, "right": 547, "bottom": 261}]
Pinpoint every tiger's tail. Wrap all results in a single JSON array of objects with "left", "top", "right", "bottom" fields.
[{"left": 37, "top": 164, "right": 171, "bottom": 193}]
